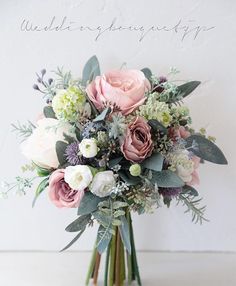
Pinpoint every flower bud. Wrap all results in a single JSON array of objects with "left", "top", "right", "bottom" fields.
[{"left": 129, "top": 164, "right": 141, "bottom": 177}]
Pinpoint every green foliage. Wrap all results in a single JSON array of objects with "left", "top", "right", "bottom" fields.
[
  {"left": 43, "top": 106, "right": 56, "bottom": 119},
  {"left": 34, "top": 163, "right": 52, "bottom": 177},
  {"left": 178, "top": 81, "right": 201, "bottom": 98},
  {"left": 119, "top": 215, "right": 131, "bottom": 254},
  {"left": 118, "top": 170, "right": 141, "bottom": 186},
  {"left": 181, "top": 185, "right": 199, "bottom": 197},
  {"left": 77, "top": 191, "right": 104, "bottom": 216},
  {"left": 65, "top": 214, "right": 91, "bottom": 232},
  {"left": 185, "top": 134, "right": 228, "bottom": 165},
  {"left": 60, "top": 228, "right": 86, "bottom": 252},
  {"left": 178, "top": 193, "right": 208, "bottom": 224},
  {"left": 96, "top": 225, "right": 113, "bottom": 254},
  {"left": 11, "top": 121, "right": 35, "bottom": 141},
  {"left": 55, "top": 141, "right": 68, "bottom": 166},
  {"left": 63, "top": 133, "right": 76, "bottom": 144},
  {"left": 141, "top": 68, "right": 152, "bottom": 82},
  {"left": 151, "top": 170, "right": 184, "bottom": 188},
  {"left": 82, "top": 55, "right": 101, "bottom": 86},
  {"left": 54, "top": 67, "right": 72, "bottom": 89},
  {"left": 148, "top": 119, "right": 167, "bottom": 134},
  {"left": 93, "top": 107, "right": 110, "bottom": 122},
  {"left": 142, "top": 153, "right": 164, "bottom": 172},
  {"left": 32, "top": 177, "right": 49, "bottom": 207},
  {"left": 108, "top": 157, "right": 123, "bottom": 168}
]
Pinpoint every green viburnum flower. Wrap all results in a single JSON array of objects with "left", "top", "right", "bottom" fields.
[
  {"left": 137, "top": 93, "right": 172, "bottom": 127},
  {"left": 52, "top": 86, "right": 86, "bottom": 122},
  {"left": 129, "top": 164, "right": 141, "bottom": 177}
]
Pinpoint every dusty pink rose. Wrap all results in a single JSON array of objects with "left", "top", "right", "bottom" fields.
[
  {"left": 86, "top": 70, "right": 150, "bottom": 115},
  {"left": 121, "top": 117, "right": 153, "bottom": 163},
  {"left": 188, "top": 156, "right": 200, "bottom": 186},
  {"left": 48, "top": 169, "right": 84, "bottom": 208}
]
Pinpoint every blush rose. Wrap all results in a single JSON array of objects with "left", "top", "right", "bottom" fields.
[{"left": 86, "top": 69, "right": 150, "bottom": 115}]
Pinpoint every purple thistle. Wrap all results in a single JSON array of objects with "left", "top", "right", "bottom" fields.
[
  {"left": 159, "top": 187, "right": 182, "bottom": 198},
  {"left": 65, "top": 142, "right": 82, "bottom": 166}
]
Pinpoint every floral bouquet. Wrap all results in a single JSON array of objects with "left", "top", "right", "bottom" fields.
[{"left": 6, "top": 56, "right": 227, "bottom": 286}]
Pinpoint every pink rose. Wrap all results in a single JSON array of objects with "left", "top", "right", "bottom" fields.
[
  {"left": 171, "top": 126, "right": 200, "bottom": 186},
  {"left": 86, "top": 70, "right": 150, "bottom": 115},
  {"left": 48, "top": 169, "right": 84, "bottom": 208},
  {"left": 121, "top": 117, "right": 153, "bottom": 163}
]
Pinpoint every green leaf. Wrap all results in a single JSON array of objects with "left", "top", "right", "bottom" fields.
[
  {"left": 82, "top": 55, "right": 101, "bottom": 86},
  {"left": 112, "top": 201, "right": 128, "bottom": 209},
  {"left": 185, "top": 135, "right": 228, "bottom": 165},
  {"left": 178, "top": 81, "right": 201, "bottom": 98},
  {"left": 65, "top": 214, "right": 91, "bottom": 232},
  {"left": 119, "top": 216, "right": 131, "bottom": 254},
  {"left": 93, "top": 211, "right": 112, "bottom": 227},
  {"left": 55, "top": 141, "right": 68, "bottom": 166},
  {"left": 108, "top": 157, "right": 123, "bottom": 168},
  {"left": 151, "top": 170, "right": 184, "bottom": 187},
  {"left": 32, "top": 177, "right": 49, "bottom": 207},
  {"left": 93, "top": 107, "right": 110, "bottom": 122},
  {"left": 113, "top": 210, "right": 126, "bottom": 218},
  {"left": 182, "top": 185, "right": 199, "bottom": 197},
  {"left": 60, "top": 228, "right": 86, "bottom": 252},
  {"left": 142, "top": 153, "right": 164, "bottom": 171},
  {"left": 77, "top": 192, "right": 104, "bottom": 216},
  {"left": 96, "top": 225, "right": 112, "bottom": 254},
  {"left": 43, "top": 106, "right": 56, "bottom": 119},
  {"left": 63, "top": 133, "right": 76, "bottom": 144},
  {"left": 118, "top": 170, "right": 141, "bottom": 186},
  {"left": 141, "top": 68, "right": 152, "bottom": 82},
  {"left": 33, "top": 163, "right": 52, "bottom": 177},
  {"left": 148, "top": 119, "right": 167, "bottom": 134}
]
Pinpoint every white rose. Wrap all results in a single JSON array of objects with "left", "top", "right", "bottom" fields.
[
  {"left": 21, "top": 118, "right": 75, "bottom": 169},
  {"left": 64, "top": 165, "right": 93, "bottom": 190},
  {"left": 79, "top": 138, "right": 98, "bottom": 158},
  {"left": 176, "top": 165, "right": 193, "bottom": 183},
  {"left": 90, "top": 171, "right": 116, "bottom": 197}
]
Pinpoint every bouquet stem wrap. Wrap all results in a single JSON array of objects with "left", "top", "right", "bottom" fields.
[{"left": 86, "top": 212, "right": 141, "bottom": 286}]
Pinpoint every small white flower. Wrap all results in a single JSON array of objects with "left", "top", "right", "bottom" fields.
[
  {"left": 79, "top": 138, "right": 98, "bottom": 158},
  {"left": 64, "top": 165, "right": 93, "bottom": 190},
  {"left": 90, "top": 171, "right": 116, "bottom": 197}
]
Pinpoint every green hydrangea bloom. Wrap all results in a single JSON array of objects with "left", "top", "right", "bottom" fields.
[
  {"left": 52, "top": 86, "right": 86, "bottom": 122},
  {"left": 137, "top": 93, "right": 172, "bottom": 127}
]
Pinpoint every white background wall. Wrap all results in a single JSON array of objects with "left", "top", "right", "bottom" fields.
[{"left": 0, "top": 0, "right": 235, "bottom": 252}]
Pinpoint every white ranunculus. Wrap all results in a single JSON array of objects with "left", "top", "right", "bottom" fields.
[
  {"left": 79, "top": 138, "right": 98, "bottom": 158},
  {"left": 64, "top": 165, "right": 93, "bottom": 190},
  {"left": 176, "top": 165, "right": 193, "bottom": 183},
  {"left": 21, "top": 118, "right": 75, "bottom": 169},
  {"left": 90, "top": 171, "right": 116, "bottom": 197}
]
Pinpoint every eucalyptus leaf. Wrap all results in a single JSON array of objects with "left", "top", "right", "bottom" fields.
[
  {"left": 185, "top": 135, "right": 228, "bottom": 165},
  {"left": 82, "top": 55, "right": 100, "bottom": 86},
  {"left": 93, "top": 107, "right": 110, "bottom": 122},
  {"left": 60, "top": 228, "right": 86, "bottom": 252},
  {"left": 151, "top": 170, "right": 184, "bottom": 187},
  {"left": 148, "top": 119, "right": 167, "bottom": 134},
  {"left": 178, "top": 81, "right": 201, "bottom": 98},
  {"left": 118, "top": 170, "right": 141, "bottom": 186},
  {"left": 65, "top": 214, "right": 91, "bottom": 232},
  {"left": 141, "top": 68, "right": 152, "bottom": 82},
  {"left": 77, "top": 192, "right": 104, "bottom": 215},
  {"left": 142, "top": 153, "right": 164, "bottom": 171},
  {"left": 63, "top": 133, "right": 76, "bottom": 144},
  {"left": 108, "top": 157, "right": 123, "bottom": 168},
  {"left": 43, "top": 106, "right": 56, "bottom": 119},
  {"left": 119, "top": 216, "right": 131, "bottom": 254},
  {"left": 96, "top": 225, "right": 112, "bottom": 254},
  {"left": 55, "top": 141, "right": 68, "bottom": 166},
  {"left": 32, "top": 177, "right": 49, "bottom": 207},
  {"left": 182, "top": 185, "right": 199, "bottom": 197}
]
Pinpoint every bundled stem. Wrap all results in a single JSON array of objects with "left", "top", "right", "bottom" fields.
[{"left": 86, "top": 212, "right": 141, "bottom": 286}]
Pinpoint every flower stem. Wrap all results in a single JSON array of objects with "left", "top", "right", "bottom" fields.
[
  {"left": 109, "top": 230, "right": 116, "bottom": 286},
  {"left": 93, "top": 252, "right": 101, "bottom": 285},
  {"left": 115, "top": 229, "right": 121, "bottom": 286},
  {"left": 120, "top": 235, "right": 125, "bottom": 285},
  {"left": 104, "top": 241, "right": 111, "bottom": 286},
  {"left": 85, "top": 244, "right": 97, "bottom": 286}
]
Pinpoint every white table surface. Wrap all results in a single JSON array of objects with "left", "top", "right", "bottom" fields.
[{"left": 0, "top": 252, "right": 235, "bottom": 286}]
